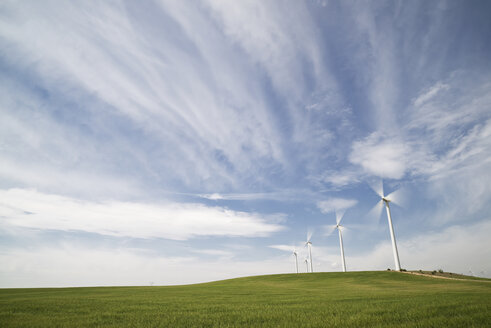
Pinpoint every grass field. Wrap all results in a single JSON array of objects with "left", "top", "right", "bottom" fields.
[{"left": 1, "top": 271, "right": 490, "bottom": 327}]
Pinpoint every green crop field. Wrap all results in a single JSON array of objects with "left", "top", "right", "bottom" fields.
[{"left": 1, "top": 271, "right": 490, "bottom": 327}]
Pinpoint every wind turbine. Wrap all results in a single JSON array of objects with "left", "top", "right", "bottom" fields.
[
  {"left": 369, "top": 181, "right": 403, "bottom": 271},
  {"left": 326, "top": 211, "right": 347, "bottom": 272},
  {"left": 305, "top": 231, "right": 314, "bottom": 273},
  {"left": 304, "top": 258, "right": 310, "bottom": 273},
  {"left": 293, "top": 249, "right": 299, "bottom": 274}
]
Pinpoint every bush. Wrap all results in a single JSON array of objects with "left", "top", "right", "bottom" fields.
[
  {"left": 438, "top": 269, "right": 444, "bottom": 273},
  {"left": 432, "top": 270, "right": 436, "bottom": 275},
  {"left": 400, "top": 268, "right": 407, "bottom": 272},
  {"left": 387, "top": 268, "right": 391, "bottom": 271},
  {"left": 419, "top": 270, "right": 423, "bottom": 273}
]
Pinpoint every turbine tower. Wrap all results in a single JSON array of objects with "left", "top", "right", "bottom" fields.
[
  {"left": 305, "top": 232, "right": 314, "bottom": 273},
  {"left": 383, "top": 196, "right": 400, "bottom": 271},
  {"left": 326, "top": 211, "right": 347, "bottom": 272},
  {"left": 304, "top": 258, "right": 309, "bottom": 273},
  {"left": 335, "top": 211, "right": 347, "bottom": 272},
  {"left": 293, "top": 249, "right": 299, "bottom": 274},
  {"left": 370, "top": 181, "right": 402, "bottom": 271}
]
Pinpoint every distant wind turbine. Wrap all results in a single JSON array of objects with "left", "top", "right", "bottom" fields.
[
  {"left": 326, "top": 210, "right": 347, "bottom": 272},
  {"left": 304, "top": 258, "right": 309, "bottom": 273},
  {"left": 305, "top": 231, "right": 314, "bottom": 273},
  {"left": 369, "top": 181, "right": 404, "bottom": 271},
  {"left": 293, "top": 249, "right": 299, "bottom": 274}
]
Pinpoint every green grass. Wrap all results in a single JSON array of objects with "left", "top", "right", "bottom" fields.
[{"left": 1, "top": 271, "right": 490, "bottom": 327}]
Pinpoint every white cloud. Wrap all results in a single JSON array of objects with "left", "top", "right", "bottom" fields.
[
  {"left": 317, "top": 198, "right": 358, "bottom": 214},
  {"left": 198, "top": 189, "right": 317, "bottom": 202},
  {"left": 345, "top": 75, "right": 491, "bottom": 200},
  {"left": 200, "top": 193, "right": 224, "bottom": 200},
  {"left": 349, "top": 133, "right": 409, "bottom": 179},
  {"left": 315, "top": 169, "right": 361, "bottom": 188},
  {"left": 0, "top": 189, "right": 285, "bottom": 240}
]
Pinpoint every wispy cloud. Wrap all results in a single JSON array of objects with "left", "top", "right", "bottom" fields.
[
  {"left": 317, "top": 198, "right": 358, "bottom": 214},
  {"left": 198, "top": 189, "right": 318, "bottom": 202},
  {"left": 0, "top": 1, "right": 288, "bottom": 192},
  {"left": 0, "top": 0, "right": 353, "bottom": 195},
  {"left": 413, "top": 82, "right": 450, "bottom": 108},
  {"left": 0, "top": 189, "right": 285, "bottom": 240}
]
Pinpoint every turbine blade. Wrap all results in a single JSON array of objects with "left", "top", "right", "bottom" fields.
[
  {"left": 367, "top": 200, "right": 384, "bottom": 224},
  {"left": 324, "top": 224, "right": 337, "bottom": 236},
  {"left": 307, "top": 229, "right": 313, "bottom": 242},
  {"left": 335, "top": 210, "right": 345, "bottom": 225},
  {"left": 368, "top": 180, "right": 384, "bottom": 198},
  {"left": 386, "top": 188, "right": 407, "bottom": 208}
]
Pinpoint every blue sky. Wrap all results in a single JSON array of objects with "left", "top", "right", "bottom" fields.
[{"left": 1, "top": 0, "right": 491, "bottom": 287}]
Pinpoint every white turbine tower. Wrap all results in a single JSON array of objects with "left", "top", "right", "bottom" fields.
[
  {"left": 369, "top": 181, "right": 404, "bottom": 271},
  {"left": 305, "top": 231, "right": 314, "bottom": 273},
  {"left": 325, "top": 210, "right": 347, "bottom": 272},
  {"left": 304, "top": 258, "right": 309, "bottom": 273},
  {"left": 293, "top": 249, "right": 299, "bottom": 274}
]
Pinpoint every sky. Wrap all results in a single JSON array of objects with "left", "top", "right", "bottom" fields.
[{"left": 1, "top": 0, "right": 491, "bottom": 287}]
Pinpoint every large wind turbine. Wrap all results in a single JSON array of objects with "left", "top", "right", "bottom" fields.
[
  {"left": 305, "top": 232, "right": 314, "bottom": 273},
  {"left": 325, "top": 210, "right": 347, "bottom": 272},
  {"left": 293, "top": 249, "right": 299, "bottom": 274},
  {"left": 369, "top": 181, "right": 403, "bottom": 271}
]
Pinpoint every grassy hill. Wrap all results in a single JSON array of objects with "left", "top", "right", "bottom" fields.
[{"left": 1, "top": 271, "right": 490, "bottom": 327}]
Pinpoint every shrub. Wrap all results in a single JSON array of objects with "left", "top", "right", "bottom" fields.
[
  {"left": 387, "top": 268, "right": 391, "bottom": 271},
  {"left": 438, "top": 269, "right": 444, "bottom": 273}
]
